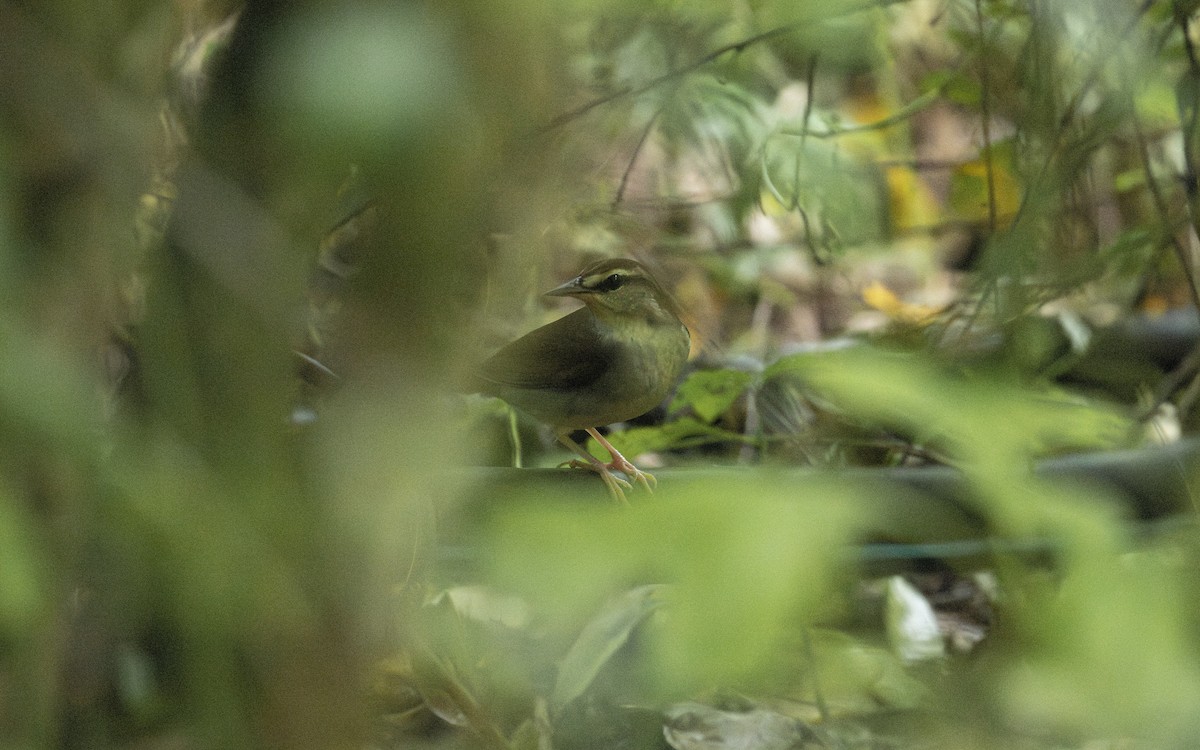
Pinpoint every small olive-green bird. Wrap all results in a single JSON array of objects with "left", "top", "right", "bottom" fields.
[{"left": 474, "top": 258, "right": 691, "bottom": 502}]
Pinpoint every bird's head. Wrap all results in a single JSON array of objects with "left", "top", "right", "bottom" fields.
[{"left": 544, "top": 258, "right": 682, "bottom": 326}]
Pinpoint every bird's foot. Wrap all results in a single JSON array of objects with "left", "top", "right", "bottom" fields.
[
  {"left": 604, "top": 455, "right": 657, "bottom": 493},
  {"left": 560, "top": 458, "right": 633, "bottom": 503},
  {"left": 594, "top": 465, "right": 634, "bottom": 505},
  {"left": 566, "top": 457, "right": 654, "bottom": 490},
  {"left": 583, "top": 427, "right": 657, "bottom": 495},
  {"left": 558, "top": 430, "right": 660, "bottom": 504}
]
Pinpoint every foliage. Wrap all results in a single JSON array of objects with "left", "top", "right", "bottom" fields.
[{"left": 5, "top": 1, "right": 1200, "bottom": 750}]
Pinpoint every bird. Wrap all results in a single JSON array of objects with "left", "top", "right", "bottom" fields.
[{"left": 472, "top": 257, "right": 691, "bottom": 503}]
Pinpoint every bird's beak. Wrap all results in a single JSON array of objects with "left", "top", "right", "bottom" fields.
[{"left": 544, "top": 277, "right": 590, "bottom": 298}]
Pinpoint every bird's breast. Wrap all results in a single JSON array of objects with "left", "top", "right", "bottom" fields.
[{"left": 593, "top": 320, "right": 690, "bottom": 417}]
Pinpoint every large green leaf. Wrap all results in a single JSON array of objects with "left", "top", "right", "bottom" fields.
[
  {"left": 487, "top": 475, "right": 869, "bottom": 698},
  {"left": 669, "top": 368, "right": 755, "bottom": 423},
  {"left": 552, "top": 584, "right": 665, "bottom": 714},
  {"left": 591, "top": 417, "right": 751, "bottom": 458}
]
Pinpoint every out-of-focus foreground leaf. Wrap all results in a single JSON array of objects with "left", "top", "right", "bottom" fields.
[{"left": 486, "top": 476, "right": 869, "bottom": 699}]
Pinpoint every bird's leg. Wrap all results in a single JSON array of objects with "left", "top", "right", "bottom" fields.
[
  {"left": 585, "top": 428, "right": 657, "bottom": 493},
  {"left": 556, "top": 433, "right": 632, "bottom": 504}
]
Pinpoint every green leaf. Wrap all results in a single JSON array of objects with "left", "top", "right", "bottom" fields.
[
  {"left": 509, "top": 699, "right": 552, "bottom": 750},
  {"left": 0, "top": 485, "right": 46, "bottom": 635},
  {"left": 781, "top": 345, "right": 1132, "bottom": 460},
  {"left": 760, "top": 129, "right": 887, "bottom": 248},
  {"left": 552, "top": 584, "right": 665, "bottom": 714},
  {"left": 808, "top": 630, "right": 929, "bottom": 711},
  {"left": 1111, "top": 168, "right": 1146, "bottom": 194},
  {"left": 669, "top": 369, "right": 755, "bottom": 422},
  {"left": 921, "top": 69, "right": 980, "bottom": 107},
  {"left": 487, "top": 476, "right": 870, "bottom": 697},
  {"left": 663, "top": 74, "right": 770, "bottom": 167},
  {"left": 1097, "top": 229, "right": 1154, "bottom": 278},
  {"left": 999, "top": 494, "right": 1200, "bottom": 740},
  {"left": 593, "top": 417, "right": 751, "bottom": 459},
  {"left": 1134, "top": 79, "right": 1181, "bottom": 127},
  {"left": 776, "top": 345, "right": 1135, "bottom": 536}
]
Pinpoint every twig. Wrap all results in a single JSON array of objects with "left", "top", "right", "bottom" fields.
[
  {"left": 779, "top": 85, "right": 943, "bottom": 139},
  {"left": 1131, "top": 108, "right": 1200, "bottom": 310},
  {"left": 1172, "top": 4, "right": 1200, "bottom": 307},
  {"left": 1000, "top": 0, "right": 1154, "bottom": 254},
  {"left": 799, "top": 54, "right": 818, "bottom": 153},
  {"left": 541, "top": 0, "right": 912, "bottom": 132},
  {"left": 1132, "top": 4, "right": 1200, "bottom": 422},
  {"left": 613, "top": 93, "right": 671, "bottom": 210},
  {"left": 1057, "top": 0, "right": 1156, "bottom": 129},
  {"left": 974, "top": 0, "right": 999, "bottom": 234},
  {"left": 1141, "top": 345, "right": 1200, "bottom": 422}
]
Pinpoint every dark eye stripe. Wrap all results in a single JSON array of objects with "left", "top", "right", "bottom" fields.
[{"left": 585, "top": 271, "right": 632, "bottom": 292}]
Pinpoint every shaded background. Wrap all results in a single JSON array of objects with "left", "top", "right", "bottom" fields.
[{"left": 3, "top": 1, "right": 1200, "bottom": 748}]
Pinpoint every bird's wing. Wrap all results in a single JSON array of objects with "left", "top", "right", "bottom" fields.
[{"left": 476, "top": 308, "right": 614, "bottom": 392}]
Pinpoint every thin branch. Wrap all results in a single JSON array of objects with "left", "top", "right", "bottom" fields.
[
  {"left": 1171, "top": 5, "right": 1200, "bottom": 315},
  {"left": 542, "top": 86, "right": 634, "bottom": 132},
  {"left": 974, "top": 0, "right": 998, "bottom": 234},
  {"left": 1002, "top": 0, "right": 1154, "bottom": 250},
  {"left": 779, "top": 84, "right": 943, "bottom": 139},
  {"left": 541, "top": 0, "right": 912, "bottom": 132},
  {"left": 1143, "top": 345, "right": 1200, "bottom": 422},
  {"left": 612, "top": 96, "right": 670, "bottom": 210},
  {"left": 1177, "top": 4, "right": 1200, "bottom": 201},
  {"left": 1057, "top": 0, "right": 1156, "bottom": 129},
  {"left": 1131, "top": 108, "right": 1200, "bottom": 310},
  {"left": 1132, "top": 5, "right": 1200, "bottom": 422},
  {"left": 799, "top": 54, "right": 818, "bottom": 152}
]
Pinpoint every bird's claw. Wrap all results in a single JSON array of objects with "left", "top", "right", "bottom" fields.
[
  {"left": 609, "top": 457, "right": 656, "bottom": 493},
  {"left": 557, "top": 431, "right": 658, "bottom": 504},
  {"left": 560, "top": 458, "right": 640, "bottom": 503},
  {"left": 597, "top": 470, "right": 633, "bottom": 505}
]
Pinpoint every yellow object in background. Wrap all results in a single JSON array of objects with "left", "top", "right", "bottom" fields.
[
  {"left": 862, "top": 281, "right": 942, "bottom": 325},
  {"left": 885, "top": 164, "right": 942, "bottom": 234},
  {"left": 949, "top": 151, "right": 1023, "bottom": 228}
]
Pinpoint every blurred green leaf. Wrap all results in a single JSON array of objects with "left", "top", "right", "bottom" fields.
[
  {"left": 1000, "top": 490, "right": 1200, "bottom": 740},
  {"left": 662, "top": 74, "right": 769, "bottom": 167},
  {"left": 805, "top": 629, "right": 928, "bottom": 713},
  {"left": 0, "top": 321, "right": 102, "bottom": 457},
  {"left": 0, "top": 483, "right": 47, "bottom": 634},
  {"left": 755, "top": 0, "right": 886, "bottom": 71},
  {"left": 922, "top": 69, "right": 981, "bottom": 106},
  {"left": 508, "top": 699, "right": 553, "bottom": 750},
  {"left": 669, "top": 369, "right": 754, "bottom": 422},
  {"left": 265, "top": 5, "right": 465, "bottom": 149},
  {"left": 1135, "top": 78, "right": 1182, "bottom": 126},
  {"left": 1097, "top": 229, "right": 1155, "bottom": 278},
  {"left": 488, "top": 475, "right": 868, "bottom": 697},
  {"left": 553, "top": 584, "right": 665, "bottom": 714},
  {"left": 761, "top": 130, "right": 887, "bottom": 247},
  {"left": 594, "top": 417, "right": 751, "bottom": 459},
  {"left": 773, "top": 345, "right": 1135, "bottom": 540},
  {"left": 772, "top": 346, "right": 1132, "bottom": 464}
]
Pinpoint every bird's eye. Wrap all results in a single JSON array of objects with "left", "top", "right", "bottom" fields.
[{"left": 599, "top": 273, "right": 624, "bottom": 291}]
